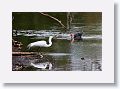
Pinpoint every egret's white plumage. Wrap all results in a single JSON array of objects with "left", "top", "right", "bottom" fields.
[
  {"left": 31, "top": 62, "right": 52, "bottom": 70},
  {"left": 27, "top": 36, "right": 53, "bottom": 49}
]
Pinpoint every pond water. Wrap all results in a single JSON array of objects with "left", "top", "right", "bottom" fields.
[
  {"left": 12, "top": 27, "right": 102, "bottom": 71},
  {"left": 12, "top": 12, "right": 102, "bottom": 71}
]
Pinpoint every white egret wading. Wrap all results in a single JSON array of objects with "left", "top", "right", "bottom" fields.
[{"left": 27, "top": 36, "right": 53, "bottom": 49}]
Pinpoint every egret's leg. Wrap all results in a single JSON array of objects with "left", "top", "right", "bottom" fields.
[{"left": 38, "top": 48, "right": 43, "bottom": 59}]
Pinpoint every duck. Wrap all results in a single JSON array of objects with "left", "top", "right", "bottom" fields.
[{"left": 70, "top": 32, "right": 83, "bottom": 42}]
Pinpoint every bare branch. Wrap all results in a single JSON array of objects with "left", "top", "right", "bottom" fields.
[{"left": 40, "top": 12, "right": 66, "bottom": 29}]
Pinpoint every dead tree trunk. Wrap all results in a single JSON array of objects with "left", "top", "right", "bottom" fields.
[
  {"left": 40, "top": 12, "right": 66, "bottom": 29},
  {"left": 67, "top": 12, "right": 72, "bottom": 30}
]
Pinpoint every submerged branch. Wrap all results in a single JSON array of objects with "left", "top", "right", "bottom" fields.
[{"left": 40, "top": 12, "right": 66, "bottom": 29}]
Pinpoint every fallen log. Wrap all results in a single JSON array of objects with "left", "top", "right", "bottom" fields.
[{"left": 12, "top": 52, "right": 38, "bottom": 56}]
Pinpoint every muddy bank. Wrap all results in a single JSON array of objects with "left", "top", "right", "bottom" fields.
[{"left": 12, "top": 55, "right": 55, "bottom": 71}]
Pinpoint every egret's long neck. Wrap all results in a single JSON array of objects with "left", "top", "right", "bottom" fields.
[{"left": 47, "top": 37, "right": 52, "bottom": 47}]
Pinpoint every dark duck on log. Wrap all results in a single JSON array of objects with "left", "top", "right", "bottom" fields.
[{"left": 70, "top": 32, "right": 83, "bottom": 42}]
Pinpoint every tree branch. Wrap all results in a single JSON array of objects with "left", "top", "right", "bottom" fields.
[{"left": 40, "top": 12, "right": 66, "bottom": 29}]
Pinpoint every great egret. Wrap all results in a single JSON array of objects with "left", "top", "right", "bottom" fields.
[{"left": 27, "top": 36, "right": 53, "bottom": 49}]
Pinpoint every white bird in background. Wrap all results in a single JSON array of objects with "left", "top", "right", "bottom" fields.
[{"left": 27, "top": 36, "right": 54, "bottom": 49}]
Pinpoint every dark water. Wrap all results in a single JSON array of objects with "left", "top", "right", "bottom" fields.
[{"left": 12, "top": 12, "right": 102, "bottom": 71}]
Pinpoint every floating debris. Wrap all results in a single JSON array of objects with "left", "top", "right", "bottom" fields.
[
  {"left": 81, "top": 57, "right": 85, "bottom": 60},
  {"left": 12, "top": 39, "right": 23, "bottom": 52}
]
